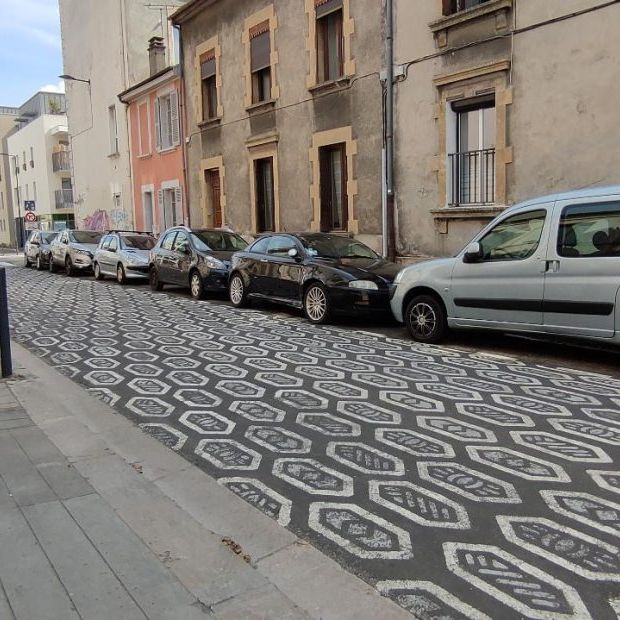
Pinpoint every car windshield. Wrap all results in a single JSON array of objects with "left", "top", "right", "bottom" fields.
[
  {"left": 191, "top": 231, "right": 248, "bottom": 252},
  {"left": 70, "top": 231, "right": 103, "bottom": 244},
  {"left": 41, "top": 232, "right": 57, "bottom": 244},
  {"left": 299, "top": 235, "right": 378, "bottom": 260},
  {"left": 121, "top": 235, "right": 156, "bottom": 250}
]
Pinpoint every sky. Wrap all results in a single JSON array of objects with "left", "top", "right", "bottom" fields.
[{"left": 0, "top": 0, "right": 64, "bottom": 108}]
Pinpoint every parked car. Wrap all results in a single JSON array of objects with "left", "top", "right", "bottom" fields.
[
  {"left": 229, "top": 233, "right": 400, "bottom": 324},
  {"left": 94, "top": 231, "right": 157, "bottom": 284},
  {"left": 24, "top": 230, "right": 57, "bottom": 270},
  {"left": 149, "top": 226, "right": 248, "bottom": 299},
  {"left": 391, "top": 186, "right": 620, "bottom": 344},
  {"left": 49, "top": 230, "right": 104, "bottom": 276}
]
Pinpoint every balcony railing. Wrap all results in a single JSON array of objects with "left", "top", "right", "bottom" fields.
[
  {"left": 448, "top": 148, "right": 495, "bottom": 206},
  {"left": 443, "top": 0, "right": 492, "bottom": 15},
  {"left": 52, "top": 150, "right": 71, "bottom": 173},
  {"left": 55, "top": 189, "right": 74, "bottom": 210}
]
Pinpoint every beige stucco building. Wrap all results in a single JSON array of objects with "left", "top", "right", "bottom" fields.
[
  {"left": 393, "top": 0, "right": 620, "bottom": 257},
  {"left": 0, "top": 107, "right": 18, "bottom": 247},
  {"left": 173, "top": 0, "right": 386, "bottom": 251},
  {"left": 59, "top": 0, "right": 186, "bottom": 231}
]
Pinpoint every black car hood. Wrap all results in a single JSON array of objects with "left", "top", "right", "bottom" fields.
[{"left": 313, "top": 257, "right": 401, "bottom": 283}]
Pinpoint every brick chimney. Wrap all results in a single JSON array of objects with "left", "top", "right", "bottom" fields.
[{"left": 148, "top": 37, "right": 166, "bottom": 76}]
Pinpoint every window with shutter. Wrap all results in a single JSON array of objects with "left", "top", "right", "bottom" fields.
[
  {"left": 154, "top": 99, "right": 161, "bottom": 149},
  {"left": 316, "top": 0, "right": 344, "bottom": 83},
  {"left": 170, "top": 91, "right": 180, "bottom": 146},
  {"left": 174, "top": 186, "right": 183, "bottom": 224},
  {"left": 319, "top": 143, "right": 348, "bottom": 231},
  {"left": 250, "top": 23, "right": 271, "bottom": 104},
  {"left": 254, "top": 157, "right": 275, "bottom": 232},
  {"left": 201, "top": 52, "right": 218, "bottom": 120}
]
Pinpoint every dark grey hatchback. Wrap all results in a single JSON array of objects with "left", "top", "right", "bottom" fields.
[{"left": 149, "top": 226, "right": 248, "bottom": 299}]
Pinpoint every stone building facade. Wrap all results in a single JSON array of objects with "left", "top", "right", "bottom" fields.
[
  {"left": 173, "top": 0, "right": 386, "bottom": 251},
  {"left": 393, "top": 0, "right": 620, "bottom": 257}
]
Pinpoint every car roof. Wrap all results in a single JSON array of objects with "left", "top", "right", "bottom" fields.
[{"left": 506, "top": 185, "right": 620, "bottom": 214}]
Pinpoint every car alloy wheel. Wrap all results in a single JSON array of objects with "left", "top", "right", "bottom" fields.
[
  {"left": 94, "top": 263, "right": 104, "bottom": 280},
  {"left": 65, "top": 257, "right": 75, "bottom": 277},
  {"left": 117, "top": 264, "right": 127, "bottom": 285},
  {"left": 405, "top": 295, "right": 447, "bottom": 344},
  {"left": 190, "top": 271, "right": 205, "bottom": 300},
  {"left": 304, "top": 284, "right": 330, "bottom": 324},
  {"left": 229, "top": 274, "right": 246, "bottom": 307}
]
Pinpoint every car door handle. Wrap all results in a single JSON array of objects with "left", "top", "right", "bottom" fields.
[{"left": 545, "top": 260, "right": 560, "bottom": 273}]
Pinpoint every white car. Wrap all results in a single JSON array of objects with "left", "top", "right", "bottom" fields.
[{"left": 391, "top": 186, "right": 620, "bottom": 345}]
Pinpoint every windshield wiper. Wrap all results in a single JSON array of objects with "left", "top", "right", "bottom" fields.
[{"left": 343, "top": 254, "right": 375, "bottom": 259}]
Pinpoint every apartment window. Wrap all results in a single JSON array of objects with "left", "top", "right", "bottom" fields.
[
  {"left": 205, "top": 169, "right": 222, "bottom": 228},
  {"left": 250, "top": 22, "right": 271, "bottom": 104},
  {"left": 442, "top": 0, "right": 491, "bottom": 15},
  {"left": 319, "top": 143, "right": 348, "bottom": 231},
  {"left": 30, "top": 147, "right": 34, "bottom": 168},
  {"left": 108, "top": 105, "right": 119, "bottom": 155},
  {"left": 22, "top": 152, "right": 26, "bottom": 171},
  {"left": 448, "top": 96, "right": 496, "bottom": 206},
  {"left": 254, "top": 158, "right": 275, "bottom": 232},
  {"left": 316, "top": 0, "right": 344, "bottom": 83},
  {"left": 155, "top": 91, "right": 180, "bottom": 151},
  {"left": 138, "top": 102, "right": 150, "bottom": 156},
  {"left": 158, "top": 185, "right": 182, "bottom": 229},
  {"left": 200, "top": 52, "right": 218, "bottom": 120}
]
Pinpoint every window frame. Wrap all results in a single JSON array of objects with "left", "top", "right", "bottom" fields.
[
  {"left": 200, "top": 51, "right": 218, "bottom": 121},
  {"left": 249, "top": 236, "right": 271, "bottom": 255},
  {"left": 319, "top": 142, "right": 348, "bottom": 232},
  {"left": 254, "top": 156, "right": 276, "bottom": 233},
  {"left": 108, "top": 104, "right": 119, "bottom": 155},
  {"left": 161, "top": 232, "right": 177, "bottom": 251},
  {"left": 250, "top": 26, "right": 272, "bottom": 105},
  {"left": 266, "top": 235, "right": 298, "bottom": 258},
  {"left": 316, "top": 4, "right": 344, "bottom": 84},
  {"left": 155, "top": 90, "right": 180, "bottom": 152}
]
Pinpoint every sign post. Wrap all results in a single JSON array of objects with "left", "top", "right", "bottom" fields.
[{"left": 0, "top": 267, "right": 12, "bottom": 378}]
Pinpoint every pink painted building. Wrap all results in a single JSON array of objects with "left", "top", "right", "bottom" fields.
[{"left": 119, "top": 38, "right": 187, "bottom": 235}]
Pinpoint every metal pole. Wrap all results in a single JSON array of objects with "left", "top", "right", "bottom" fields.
[
  {"left": 385, "top": 0, "right": 396, "bottom": 262},
  {"left": 0, "top": 268, "right": 12, "bottom": 378},
  {"left": 14, "top": 155, "right": 22, "bottom": 253}
]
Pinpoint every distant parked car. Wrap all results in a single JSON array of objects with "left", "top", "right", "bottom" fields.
[
  {"left": 229, "top": 233, "right": 400, "bottom": 324},
  {"left": 94, "top": 231, "right": 156, "bottom": 284},
  {"left": 24, "top": 230, "right": 57, "bottom": 270},
  {"left": 149, "top": 226, "right": 248, "bottom": 299},
  {"left": 49, "top": 230, "right": 103, "bottom": 276},
  {"left": 391, "top": 186, "right": 620, "bottom": 344}
]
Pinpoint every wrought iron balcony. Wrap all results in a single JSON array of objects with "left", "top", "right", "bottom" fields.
[
  {"left": 448, "top": 148, "right": 496, "bottom": 207},
  {"left": 52, "top": 150, "right": 71, "bottom": 173},
  {"left": 55, "top": 189, "right": 74, "bottom": 210}
]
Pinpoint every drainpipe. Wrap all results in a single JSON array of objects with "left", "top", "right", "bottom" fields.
[
  {"left": 385, "top": 0, "right": 396, "bottom": 262},
  {"left": 176, "top": 24, "right": 191, "bottom": 228}
]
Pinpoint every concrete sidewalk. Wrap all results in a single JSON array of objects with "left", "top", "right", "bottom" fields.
[{"left": 0, "top": 344, "right": 410, "bottom": 620}]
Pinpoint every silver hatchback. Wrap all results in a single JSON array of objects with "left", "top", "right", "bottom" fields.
[
  {"left": 391, "top": 186, "right": 620, "bottom": 345},
  {"left": 94, "top": 231, "right": 157, "bottom": 284},
  {"left": 49, "top": 230, "right": 103, "bottom": 276}
]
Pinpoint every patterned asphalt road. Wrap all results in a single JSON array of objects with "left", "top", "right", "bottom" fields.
[{"left": 7, "top": 268, "right": 620, "bottom": 619}]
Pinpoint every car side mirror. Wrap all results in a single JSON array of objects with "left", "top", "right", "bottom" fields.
[
  {"left": 62, "top": 239, "right": 68, "bottom": 245},
  {"left": 463, "top": 242, "right": 483, "bottom": 263},
  {"left": 288, "top": 248, "right": 301, "bottom": 261}
]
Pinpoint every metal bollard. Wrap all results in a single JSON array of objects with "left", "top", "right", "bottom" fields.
[{"left": 0, "top": 268, "right": 12, "bottom": 378}]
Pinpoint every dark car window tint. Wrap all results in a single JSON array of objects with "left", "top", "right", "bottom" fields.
[
  {"left": 557, "top": 202, "right": 620, "bottom": 258},
  {"left": 192, "top": 231, "right": 247, "bottom": 252},
  {"left": 249, "top": 237, "right": 270, "bottom": 254},
  {"left": 173, "top": 232, "right": 189, "bottom": 252},
  {"left": 299, "top": 235, "right": 378, "bottom": 259},
  {"left": 71, "top": 231, "right": 103, "bottom": 244},
  {"left": 161, "top": 232, "right": 177, "bottom": 250},
  {"left": 122, "top": 235, "right": 156, "bottom": 250},
  {"left": 478, "top": 209, "right": 546, "bottom": 262},
  {"left": 267, "top": 236, "right": 296, "bottom": 257}
]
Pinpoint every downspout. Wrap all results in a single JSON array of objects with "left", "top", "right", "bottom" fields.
[
  {"left": 385, "top": 0, "right": 396, "bottom": 262},
  {"left": 176, "top": 23, "right": 191, "bottom": 228}
]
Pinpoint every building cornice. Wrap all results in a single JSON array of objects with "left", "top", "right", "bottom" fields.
[
  {"left": 118, "top": 66, "right": 180, "bottom": 103},
  {"left": 171, "top": 0, "right": 219, "bottom": 25},
  {"left": 433, "top": 60, "right": 511, "bottom": 87}
]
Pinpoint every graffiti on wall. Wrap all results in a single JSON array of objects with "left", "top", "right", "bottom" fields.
[{"left": 82, "top": 209, "right": 130, "bottom": 231}]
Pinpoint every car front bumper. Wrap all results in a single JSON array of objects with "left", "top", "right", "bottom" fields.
[
  {"left": 125, "top": 264, "right": 150, "bottom": 278},
  {"left": 72, "top": 255, "right": 94, "bottom": 270},
  {"left": 329, "top": 287, "right": 393, "bottom": 316},
  {"left": 202, "top": 268, "right": 229, "bottom": 291}
]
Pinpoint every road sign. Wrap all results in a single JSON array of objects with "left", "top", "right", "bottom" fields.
[
  {"left": 24, "top": 211, "right": 37, "bottom": 223},
  {"left": 24, "top": 201, "right": 36, "bottom": 212}
]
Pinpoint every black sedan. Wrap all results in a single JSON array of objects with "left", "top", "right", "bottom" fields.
[
  {"left": 149, "top": 227, "right": 248, "bottom": 299},
  {"left": 229, "top": 233, "right": 401, "bottom": 324}
]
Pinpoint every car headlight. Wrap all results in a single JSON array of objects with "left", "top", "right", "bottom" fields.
[
  {"left": 205, "top": 256, "right": 226, "bottom": 270},
  {"left": 349, "top": 280, "right": 378, "bottom": 291}
]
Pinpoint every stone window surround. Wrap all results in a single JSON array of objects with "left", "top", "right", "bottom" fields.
[
  {"left": 243, "top": 6, "right": 280, "bottom": 110},
  {"left": 248, "top": 136, "right": 281, "bottom": 234},
  {"left": 194, "top": 36, "right": 223, "bottom": 126},
  {"left": 430, "top": 0, "right": 513, "bottom": 48},
  {"left": 432, "top": 60, "right": 513, "bottom": 233},
  {"left": 305, "top": 0, "right": 355, "bottom": 90},
  {"left": 200, "top": 155, "right": 227, "bottom": 228},
  {"left": 309, "top": 126, "right": 358, "bottom": 234}
]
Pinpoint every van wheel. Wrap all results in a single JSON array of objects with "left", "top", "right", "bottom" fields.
[{"left": 405, "top": 295, "right": 447, "bottom": 343}]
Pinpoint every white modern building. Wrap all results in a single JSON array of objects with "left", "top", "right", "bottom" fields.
[
  {"left": 59, "top": 0, "right": 186, "bottom": 231},
  {"left": 6, "top": 92, "right": 75, "bottom": 238}
]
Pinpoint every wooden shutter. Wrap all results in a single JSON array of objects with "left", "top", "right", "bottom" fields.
[
  {"left": 201, "top": 57, "right": 216, "bottom": 79},
  {"left": 442, "top": 0, "right": 455, "bottom": 15},
  {"left": 157, "top": 189, "right": 164, "bottom": 224},
  {"left": 174, "top": 186, "right": 183, "bottom": 224},
  {"left": 170, "top": 91, "right": 180, "bottom": 146},
  {"left": 250, "top": 29, "right": 270, "bottom": 73},
  {"left": 154, "top": 98, "right": 161, "bottom": 149}
]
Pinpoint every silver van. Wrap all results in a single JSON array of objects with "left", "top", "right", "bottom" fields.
[{"left": 391, "top": 186, "right": 620, "bottom": 345}]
